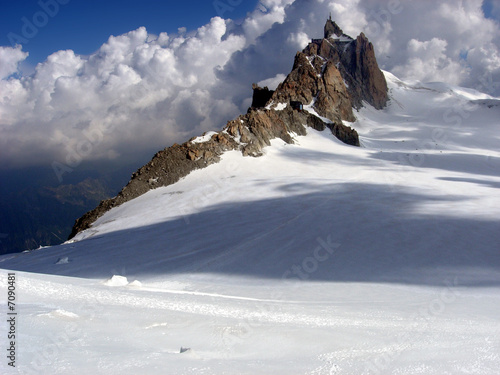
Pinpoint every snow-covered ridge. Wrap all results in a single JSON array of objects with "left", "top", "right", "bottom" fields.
[
  {"left": 69, "top": 19, "right": 384, "bottom": 239},
  {"left": 1, "top": 72, "right": 499, "bottom": 374}
]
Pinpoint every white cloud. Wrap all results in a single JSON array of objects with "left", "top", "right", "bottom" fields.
[
  {"left": 242, "top": 0, "right": 290, "bottom": 44},
  {"left": 0, "top": 17, "right": 247, "bottom": 169},
  {"left": 0, "top": 46, "right": 29, "bottom": 79},
  {"left": 1, "top": 0, "right": 500, "bottom": 172},
  {"left": 287, "top": 31, "right": 310, "bottom": 49},
  {"left": 361, "top": 0, "right": 500, "bottom": 92},
  {"left": 258, "top": 73, "right": 287, "bottom": 90},
  {"left": 392, "top": 38, "right": 465, "bottom": 85}
]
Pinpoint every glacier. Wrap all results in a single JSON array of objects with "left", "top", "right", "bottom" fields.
[{"left": 1, "top": 71, "right": 499, "bottom": 374}]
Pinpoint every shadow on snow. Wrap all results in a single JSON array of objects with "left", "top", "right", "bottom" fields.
[{"left": 2, "top": 182, "right": 499, "bottom": 288}]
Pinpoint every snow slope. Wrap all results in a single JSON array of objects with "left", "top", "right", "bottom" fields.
[{"left": 1, "top": 72, "right": 500, "bottom": 374}]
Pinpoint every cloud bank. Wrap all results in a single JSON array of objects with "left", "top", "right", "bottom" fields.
[{"left": 1, "top": 0, "right": 499, "bottom": 173}]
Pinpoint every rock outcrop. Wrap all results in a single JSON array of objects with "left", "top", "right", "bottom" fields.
[
  {"left": 251, "top": 84, "right": 274, "bottom": 108},
  {"left": 69, "top": 17, "right": 386, "bottom": 239},
  {"left": 271, "top": 51, "right": 356, "bottom": 123},
  {"left": 305, "top": 18, "right": 388, "bottom": 109},
  {"left": 324, "top": 17, "right": 346, "bottom": 39},
  {"left": 68, "top": 104, "right": 358, "bottom": 238}
]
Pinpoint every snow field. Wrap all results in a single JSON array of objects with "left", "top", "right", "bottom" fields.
[{"left": 1, "top": 71, "right": 500, "bottom": 374}]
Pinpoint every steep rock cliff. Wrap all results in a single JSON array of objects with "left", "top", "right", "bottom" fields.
[{"left": 305, "top": 19, "right": 388, "bottom": 109}]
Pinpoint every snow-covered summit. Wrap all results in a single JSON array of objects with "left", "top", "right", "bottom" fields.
[
  {"left": 68, "top": 19, "right": 381, "bottom": 239},
  {"left": 1, "top": 72, "right": 499, "bottom": 374},
  {"left": 1, "top": 13, "right": 500, "bottom": 373},
  {"left": 4, "top": 71, "right": 499, "bottom": 281}
]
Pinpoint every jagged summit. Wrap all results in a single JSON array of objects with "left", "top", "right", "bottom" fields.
[
  {"left": 311, "top": 17, "right": 388, "bottom": 109},
  {"left": 256, "top": 16, "right": 387, "bottom": 113},
  {"left": 324, "top": 14, "right": 344, "bottom": 39},
  {"left": 68, "top": 18, "right": 387, "bottom": 239}
]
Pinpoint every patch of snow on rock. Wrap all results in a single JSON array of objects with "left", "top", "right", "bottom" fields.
[
  {"left": 265, "top": 101, "right": 274, "bottom": 110},
  {"left": 274, "top": 102, "right": 288, "bottom": 111},
  {"left": 190, "top": 131, "right": 217, "bottom": 144}
]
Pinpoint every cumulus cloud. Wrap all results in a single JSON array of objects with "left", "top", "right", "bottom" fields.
[
  {"left": 1, "top": 0, "right": 500, "bottom": 172},
  {"left": 392, "top": 38, "right": 465, "bottom": 84},
  {"left": 0, "top": 18, "right": 247, "bottom": 170},
  {"left": 258, "top": 73, "right": 288, "bottom": 90},
  {"left": 0, "top": 46, "right": 28, "bottom": 79},
  {"left": 361, "top": 0, "right": 500, "bottom": 92}
]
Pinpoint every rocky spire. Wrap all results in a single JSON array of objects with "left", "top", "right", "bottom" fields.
[
  {"left": 324, "top": 15, "right": 343, "bottom": 39},
  {"left": 310, "top": 18, "right": 388, "bottom": 109}
]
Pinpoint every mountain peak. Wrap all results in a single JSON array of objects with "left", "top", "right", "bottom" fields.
[
  {"left": 324, "top": 15, "right": 344, "bottom": 39},
  {"left": 68, "top": 19, "right": 388, "bottom": 239},
  {"left": 306, "top": 19, "right": 388, "bottom": 109}
]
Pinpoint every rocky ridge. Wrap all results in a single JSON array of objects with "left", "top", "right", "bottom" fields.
[{"left": 68, "top": 18, "right": 387, "bottom": 239}]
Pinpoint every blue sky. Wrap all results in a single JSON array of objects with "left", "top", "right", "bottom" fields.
[
  {"left": 483, "top": 0, "right": 500, "bottom": 19},
  {"left": 0, "top": 0, "right": 259, "bottom": 67}
]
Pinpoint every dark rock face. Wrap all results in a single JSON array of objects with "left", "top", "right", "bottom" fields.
[
  {"left": 69, "top": 17, "right": 387, "bottom": 239},
  {"left": 272, "top": 51, "right": 355, "bottom": 123},
  {"left": 251, "top": 84, "right": 274, "bottom": 108},
  {"left": 305, "top": 31, "right": 388, "bottom": 110},
  {"left": 341, "top": 33, "right": 388, "bottom": 109}
]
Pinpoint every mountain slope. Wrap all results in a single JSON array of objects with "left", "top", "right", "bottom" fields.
[
  {"left": 3, "top": 71, "right": 499, "bottom": 282},
  {"left": 68, "top": 19, "right": 386, "bottom": 239},
  {"left": 1, "top": 72, "right": 499, "bottom": 374}
]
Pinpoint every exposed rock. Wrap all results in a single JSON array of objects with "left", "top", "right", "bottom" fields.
[
  {"left": 251, "top": 84, "right": 274, "bottom": 108},
  {"left": 271, "top": 52, "right": 355, "bottom": 123},
  {"left": 69, "top": 105, "right": 358, "bottom": 239},
  {"left": 324, "top": 17, "right": 343, "bottom": 39},
  {"left": 340, "top": 33, "right": 388, "bottom": 109},
  {"left": 69, "top": 17, "right": 385, "bottom": 239},
  {"left": 305, "top": 29, "right": 388, "bottom": 109}
]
